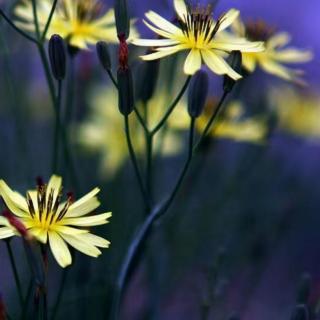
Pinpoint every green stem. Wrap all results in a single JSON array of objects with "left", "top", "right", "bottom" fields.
[
  {"left": 111, "top": 117, "right": 196, "bottom": 320},
  {"left": 194, "top": 91, "right": 228, "bottom": 152},
  {"left": 146, "top": 133, "right": 154, "bottom": 206},
  {"left": 0, "top": 9, "right": 38, "bottom": 44},
  {"left": 51, "top": 268, "right": 69, "bottom": 320},
  {"left": 31, "top": 0, "right": 40, "bottom": 40},
  {"left": 20, "top": 279, "right": 33, "bottom": 320},
  {"left": 41, "top": 0, "right": 58, "bottom": 42},
  {"left": 6, "top": 241, "right": 23, "bottom": 307},
  {"left": 124, "top": 115, "right": 150, "bottom": 208},
  {"left": 52, "top": 81, "right": 62, "bottom": 173},
  {"left": 107, "top": 70, "right": 118, "bottom": 89},
  {"left": 151, "top": 76, "right": 191, "bottom": 136}
]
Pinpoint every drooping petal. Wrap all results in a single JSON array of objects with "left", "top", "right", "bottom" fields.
[
  {"left": 242, "top": 53, "right": 258, "bottom": 72},
  {"left": 259, "top": 58, "right": 293, "bottom": 80},
  {"left": 145, "top": 11, "right": 183, "bottom": 35},
  {"left": 60, "top": 212, "right": 112, "bottom": 227},
  {"left": 60, "top": 233, "right": 102, "bottom": 257},
  {"left": 217, "top": 9, "right": 240, "bottom": 32},
  {"left": 174, "top": 0, "right": 188, "bottom": 20},
  {"left": 202, "top": 50, "right": 242, "bottom": 80},
  {"left": 184, "top": 49, "right": 202, "bottom": 75},
  {"left": 0, "top": 180, "right": 28, "bottom": 217},
  {"left": 49, "top": 232, "right": 72, "bottom": 268}
]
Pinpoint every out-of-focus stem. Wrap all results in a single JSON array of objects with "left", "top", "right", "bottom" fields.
[
  {"left": 41, "top": 0, "right": 58, "bottom": 42},
  {"left": 52, "top": 81, "right": 62, "bottom": 173}
]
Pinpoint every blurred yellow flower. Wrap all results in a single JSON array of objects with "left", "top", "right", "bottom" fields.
[
  {"left": 231, "top": 18, "right": 312, "bottom": 82},
  {"left": 271, "top": 87, "right": 320, "bottom": 139},
  {"left": 0, "top": 175, "right": 111, "bottom": 268},
  {"left": 170, "top": 99, "right": 268, "bottom": 143},
  {"left": 77, "top": 87, "right": 183, "bottom": 176},
  {"left": 14, "top": 0, "right": 138, "bottom": 49},
  {"left": 132, "top": 0, "right": 264, "bottom": 78}
]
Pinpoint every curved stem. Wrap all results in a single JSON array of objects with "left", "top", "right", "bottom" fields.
[
  {"left": 52, "top": 81, "right": 62, "bottom": 173},
  {"left": 124, "top": 115, "right": 150, "bottom": 209},
  {"left": 150, "top": 76, "right": 191, "bottom": 136},
  {"left": 111, "top": 117, "right": 196, "bottom": 320},
  {"left": 194, "top": 91, "right": 228, "bottom": 152},
  {"left": 0, "top": 9, "right": 39, "bottom": 44},
  {"left": 41, "top": 0, "right": 58, "bottom": 42},
  {"left": 6, "top": 241, "right": 23, "bottom": 307},
  {"left": 51, "top": 268, "right": 69, "bottom": 320}
]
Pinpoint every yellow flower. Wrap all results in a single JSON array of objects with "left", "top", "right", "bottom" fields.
[
  {"left": 77, "top": 86, "right": 183, "bottom": 176},
  {"left": 132, "top": 0, "right": 264, "bottom": 78},
  {"left": 14, "top": 0, "right": 138, "bottom": 49},
  {"left": 170, "top": 99, "right": 268, "bottom": 143},
  {"left": 231, "top": 18, "right": 313, "bottom": 82},
  {"left": 271, "top": 86, "right": 320, "bottom": 139},
  {"left": 0, "top": 175, "right": 111, "bottom": 268}
]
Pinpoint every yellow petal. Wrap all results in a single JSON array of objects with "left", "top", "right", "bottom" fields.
[
  {"left": 0, "top": 227, "right": 15, "bottom": 239},
  {"left": 51, "top": 225, "right": 89, "bottom": 235},
  {"left": 78, "top": 233, "right": 111, "bottom": 248},
  {"left": 132, "top": 38, "right": 179, "bottom": 47},
  {"left": 184, "top": 49, "right": 202, "bottom": 75},
  {"left": 46, "top": 175, "right": 62, "bottom": 209},
  {"left": 29, "top": 227, "right": 48, "bottom": 244},
  {"left": 59, "top": 233, "right": 102, "bottom": 257},
  {"left": 0, "top": 180, "right": 28, "bottom": 217},
  {"left": 60, "top": 212, "right": 112, "bottom": 227},
  {"left": 145, "top": 10, "right": 182, "bottom": 35},
  {"left": 217, "top": 9, "right": 240, "bottom": 32},
  {"left": 201, "top": 50, "right": 242, "bottom": 80},
  {"left": 140, "top": 45, "right": 186, "bottom": 61},
  {"left": 259, "top": 58, "right": 293, "bottom": 80},
  {"left": 267, "top": 32, "right": 291, "bottom": 49},
  {"left": 142, "top": 19, "right": 175, "bottom": 39},
  {"left": 274, "top": 49, "right": 313, "bottom": 63},
  {"left": 210, "top": 40, "right": 264, "bottom": 53},
  {"left": 49, "top": 232, "right": 72, "bottom": 268},
  {"left": 174, "top": 0, "right": 188, "bottom": 20},
  {"left": 242, "top": 53, "right": 257, "bottom": 72}
]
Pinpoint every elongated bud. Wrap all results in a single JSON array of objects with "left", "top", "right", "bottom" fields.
[
  {"left": 48, "top": 35, "right": 66, "bottom": 81},
  {"left": 290, "top": 305, "right": 309, "bottom": 320},
  {"left": 96, "top": 41, "right": 111, "bottom": 71},
  {"left": 223, "top": 51, "right": 242, "bottom": 93},
  {"left": 188, "top": 70, "right": 209, "bottom": 118},
  {"left": 137, "top": 56, "right": 160, "bottom": 103},
  {"left": 114, "top": 0, "right": 130, "bottom": 39},
  {"left": 297, "top": 273, "right": 311, "bottom": 304},
  {"left": 117, "top": 67, "right": 134, "bottom": 115}
]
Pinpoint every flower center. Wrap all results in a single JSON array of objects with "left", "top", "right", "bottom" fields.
[
  {"left": 245, "top": 21, "right": 275, "bottom": 42},
  {"left": 26, "top": 182, "right": 73, "bottom": 229},
  {"left": 178, "top": 5, "right": 220, "bottom": 47}
]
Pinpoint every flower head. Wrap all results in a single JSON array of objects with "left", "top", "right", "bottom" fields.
[
  {"left": 14, "top": 0, "right": 138, "bottom": 49},
  {"left": 231, "top": 17, "right": 313, "bottom": 82},
  {"left": 0, "top": 175, "right": 111, "bottom": 268},
  {"left": 132, "top": 0, "right": 264, "bottom": 78}
]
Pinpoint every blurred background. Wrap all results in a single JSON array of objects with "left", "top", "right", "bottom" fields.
[{"left": 0, "top": 0, "right": 320, "bottom": 319}]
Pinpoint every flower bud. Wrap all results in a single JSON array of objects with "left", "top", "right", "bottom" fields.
[
  {"left": 223, "top": 51, "right": 242, "bottom": 93},
  {"left": 96, "top": 41, "right": 111, "bottom": 72},
  {"left": 290, "top": 305, "right": 309, "bottom": 320},
  {"left": 117, "top": 67, "right": 134, "bottom": 115},
  {"left": 188, "top": 70, "right": 209, "bottom": 118},
  {"left": 48, "top": 34, "right": 66, "bottom": 81},
  {"left": 137, "top": 57, "right": 160, "bottom": 103},
  {"left": 115, "top": 0, "right": 130, "bottom": 39}
]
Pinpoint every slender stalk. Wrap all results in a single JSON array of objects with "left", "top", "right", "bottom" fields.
[
  {"left": 31, "top": 0, "right": 40, "bottom": 40},
  {"left": 151, "top": 76, "right": 191, "bottom": 136},
  {"left": 41, "top": 0, "right": 58, "bottom": 42},
  {"left": 146, "top": 134, "right": 154, "bottom": 205},
  {"left": 0, "top": 9, "right": 39, "bottom": 44},
  {"left": 20, "top": 279, "right": 33, "bottom": 320},
  {"left": 107, "top": 70, "right": 118, "bottom": 89},
  {"left": 51, "top": 268, "right": 69, "bottom": 320},
  {"left": 194, "top": 91, "right": 228, "bottom": 151},
  {"left": 5, "top": 241, "right": 24, "bottom": 307},
  {"left": 124, "top": 115, "right": 150, "bottom": 208},
  {"left": 111, "top": 117, "right": 196, "bottom": 320},
  {"left": 52, "top": 81, "right": 62, "bottom": 173}
]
